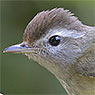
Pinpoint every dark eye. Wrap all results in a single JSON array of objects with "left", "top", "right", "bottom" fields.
[{"left": 49, "top": 35, "right": 60, "bottom": 46}]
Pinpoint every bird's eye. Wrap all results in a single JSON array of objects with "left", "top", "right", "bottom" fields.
[{"left": 49, "top": 35, "right": 60, "bottom": 46}]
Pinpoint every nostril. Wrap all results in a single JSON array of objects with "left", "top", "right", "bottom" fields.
[
  {"left": 20, "top": 43, "right": 29, "bottom": 48},
  {"left": 20, "top": 43, "right": 26, "bottom": 47}
]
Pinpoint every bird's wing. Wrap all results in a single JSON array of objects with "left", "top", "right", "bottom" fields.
[{"left": 75, "top": 44, "right": 95, "bottom": 77}]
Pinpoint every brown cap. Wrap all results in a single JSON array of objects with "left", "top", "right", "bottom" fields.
[{"left": 23, "top": 8, "right": 82, "bottom": 44}]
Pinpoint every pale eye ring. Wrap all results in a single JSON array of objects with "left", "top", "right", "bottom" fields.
[{"left": 49, "top": 35, "right": 60, "bottom": 46}]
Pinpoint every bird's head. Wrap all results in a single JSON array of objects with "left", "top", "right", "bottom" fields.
[{"left": 4, "top": 8, "right": 86, "bottom": 66}]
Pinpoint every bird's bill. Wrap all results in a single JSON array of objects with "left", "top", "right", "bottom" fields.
[{"left": 3, "top": 42, "right": 32, "bottom": 53}]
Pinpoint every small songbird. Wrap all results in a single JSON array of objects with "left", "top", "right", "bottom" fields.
[{"left": 3, "top": 8, "right": 95, "bottom": 95}]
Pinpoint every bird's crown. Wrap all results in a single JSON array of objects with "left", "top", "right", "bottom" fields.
[{"left": 23, "top": 8, "right": 82, "bottom": 44}]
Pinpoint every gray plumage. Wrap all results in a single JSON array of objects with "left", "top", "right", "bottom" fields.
[{"left": 4, "top": 8, "right": 95, "bottom": 95}]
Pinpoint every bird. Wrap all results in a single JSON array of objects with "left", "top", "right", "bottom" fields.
[{"left": 3, "top": 8, "right": 95, "bottom": 95}]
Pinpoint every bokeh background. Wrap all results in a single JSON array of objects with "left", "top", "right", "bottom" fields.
[{"left": 0, "top": 0, "right": 95, "bottom": 95}]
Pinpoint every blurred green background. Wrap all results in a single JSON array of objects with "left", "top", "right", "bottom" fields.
[{"left": 0, "top": 0, "right": 95, "bottom": 95}]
